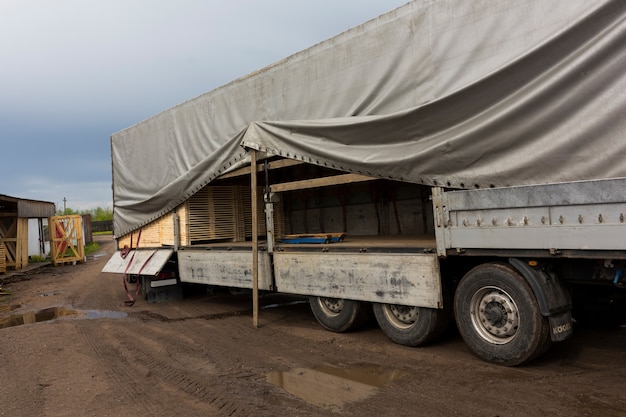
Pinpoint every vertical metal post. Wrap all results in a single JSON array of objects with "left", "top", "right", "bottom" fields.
[
  {"left": 173, "top": 211, "right": 180, "bottom": 251},
  {"left": 251, "top": 150, "right": 260, "bottom": 328},
  {"left": 431, "top": 187, "right": 447, "bottom": 257},
  {"left": 264, "top": 161, "right": 275, "bottom": 254}
]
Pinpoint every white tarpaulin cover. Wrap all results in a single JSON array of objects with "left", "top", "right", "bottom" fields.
[{"left": 111, "top": 0, "right": 626, "bottom": 237}]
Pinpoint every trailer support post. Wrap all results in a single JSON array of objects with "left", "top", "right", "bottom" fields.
[{"left": 251, "top": 150, "right": 260, "bottom": 328}]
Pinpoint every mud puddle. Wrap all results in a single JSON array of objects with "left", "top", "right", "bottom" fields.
[
  {"left": 0, "top": 305, "right": 127, "bottom": 329},
  {"left": 267, "top": 363, "right": 405, "bottom": 409}
]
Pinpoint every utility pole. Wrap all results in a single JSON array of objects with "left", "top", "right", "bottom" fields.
[{"left": 63, "top": 197, "right": 67, "bottom": 214}]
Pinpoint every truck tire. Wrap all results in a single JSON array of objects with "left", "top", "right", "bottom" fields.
[
  {"left": 454, "top": 262, "right": 550, "bottom": 366},
  {"left": 373, "top": 303, "right": 450, "bottom": 347},
  {"left": 309, "top": 297, "right": 371, "bottom": 333}
]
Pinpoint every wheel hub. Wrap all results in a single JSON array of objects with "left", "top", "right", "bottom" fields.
[
  {"left": 320, "top": 298, "right": 344, "bottom": 315},
  {"left": 470, "top": 287, "right": 520, "bottom": 344},
  {"left": 389, "top": 305, "right": 417, "bottom": 324}
]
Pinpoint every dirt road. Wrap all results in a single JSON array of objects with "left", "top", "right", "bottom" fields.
[{"left": 1, "top": 236, "right": 625, "bottom": 417}]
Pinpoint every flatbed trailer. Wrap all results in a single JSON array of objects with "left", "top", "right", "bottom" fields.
[
  {"left": 104, "top": 160, "right": 626, "bottom": 365},
  {"left": 104, "top": 0, "right": 626, "bottom": 365}
]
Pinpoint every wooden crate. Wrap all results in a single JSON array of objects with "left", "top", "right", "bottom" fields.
[{"left": 49, "top": 215, "right": 84, "bottom": 266}]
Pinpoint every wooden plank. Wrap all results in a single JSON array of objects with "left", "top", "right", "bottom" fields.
[
  {"left": 118, "top": 219, "right": 160, "bottom": 248},
  {"left": 117, "top": 203, "right": 187, "bottom": 249},
  {"left": 16, "top": 218, "right": 28, "bottom": 269},
  {"left": 251, "top": 150, "right": 259, "bottom": 328},
  {"left": 270, "top": 173, "right": 377, "bottom": 193},
  {"left": 216, "top": 157, "right": 304, "bottom": 180},
  {"left": 159, "top": 203, "right": 187, "bottom": 246},
  {"left": 267, "top": 158, "right": 304, "bottom": 171},
  {"left": 0, "top": 242, "right": 6, "bottom": 274}
]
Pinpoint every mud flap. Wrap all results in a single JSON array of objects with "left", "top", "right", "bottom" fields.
[
  {"left": 548, "top": 310, "right": 573, "bottom": 342},
  {"left": 509, "top": 258, "right": 571, "bottom": 315}
]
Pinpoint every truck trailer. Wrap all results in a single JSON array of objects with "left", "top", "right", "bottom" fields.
[{"left": 103, "top": 0, "right": 626, "bottom": 366}]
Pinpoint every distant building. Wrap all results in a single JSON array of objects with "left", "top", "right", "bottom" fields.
[{"left": 0, "top": 194, "right": 56, "bottom": 271}]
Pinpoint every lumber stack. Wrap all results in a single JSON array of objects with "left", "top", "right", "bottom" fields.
[{"left": 118, "top": 185, "right": 285, "bottom": 248}]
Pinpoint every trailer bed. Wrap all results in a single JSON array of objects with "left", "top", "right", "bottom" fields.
[{"left": 180, "top": 234, "right": 437, "bottom": 253}]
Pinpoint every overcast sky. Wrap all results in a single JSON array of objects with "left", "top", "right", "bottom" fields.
[{"left": 0, "top": 0, "right": 408, "bottom": 211}]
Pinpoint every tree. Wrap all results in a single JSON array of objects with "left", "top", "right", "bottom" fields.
[
  {"left": 55, "top": 206, "right": 113, "bottom": 221},
  {"left": 80, "top": 206, "right": 113, "bottom": 221},
  {"left": 56, "top": 207, "right": 79, "bottom": 216}
]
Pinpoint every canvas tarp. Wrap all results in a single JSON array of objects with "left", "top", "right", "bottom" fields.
[{"left": 111, "top": 0, "right": 626, "bottom": 237}]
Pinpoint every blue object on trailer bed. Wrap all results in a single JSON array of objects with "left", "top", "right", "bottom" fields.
[{"left": 279, "top": 233, "right": 346, "bottom": 244}]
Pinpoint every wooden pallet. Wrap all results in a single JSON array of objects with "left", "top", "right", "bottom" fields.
[
  {"left": 188, "top": 186, "right": 243, "bottom": 243},
  {"left": 187, "top": 185, "right": 286, "bottom": 244}
]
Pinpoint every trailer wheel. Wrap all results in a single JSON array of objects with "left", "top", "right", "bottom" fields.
[
  {"left": 309, "top": 297, "right": 371, "bottom": 333},
  {"left": 454, "top": 263, "right": 550, "bottom": 366},
  {"left": 373, "top": 303, "right": 450, "bottom": 347}
]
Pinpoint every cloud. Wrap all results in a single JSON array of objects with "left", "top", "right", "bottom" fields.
[{"left": 0, "top": 0, "right": 408, "bottom": 210}]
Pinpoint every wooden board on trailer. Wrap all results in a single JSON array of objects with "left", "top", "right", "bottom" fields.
[
  {"left": 118, "top": 185, "right": 286, "bottom": 248},
  {"left": 117, "top": 203, "right": 188, "bottom": 249}
]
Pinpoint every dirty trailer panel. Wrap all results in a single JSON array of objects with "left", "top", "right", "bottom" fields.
[
  {"left": 436, "top": 178, "right": 626, "bottom": 256},
  {"left": 177, "top": 250, "right": 273, "bottom": 291},
  {"left": 273, "top": 252, "right": 442, "bottom": 308}
]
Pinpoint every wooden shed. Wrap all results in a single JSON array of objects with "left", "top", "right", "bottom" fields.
[{"left": 0, "top": 195, "right": 56, "bottom": 273}]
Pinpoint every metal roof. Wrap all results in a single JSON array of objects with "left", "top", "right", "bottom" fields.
[{"left": 0, "top": 194, "right": 56, "bottom": 218}]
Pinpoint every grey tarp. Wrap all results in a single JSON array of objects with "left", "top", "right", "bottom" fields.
[{"left": 111, "top": 0, "right": 626, "bottom": 237}]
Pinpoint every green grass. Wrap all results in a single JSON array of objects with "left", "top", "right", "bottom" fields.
[
  {"left": 84, "top": 242, "right": 100, "bottom": 255},
  {"left": 93, "top": 231, "right": 113, "bottom": 236},
  {"left": 25, "top": 240, "right": 103, "bottom": 264}
]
